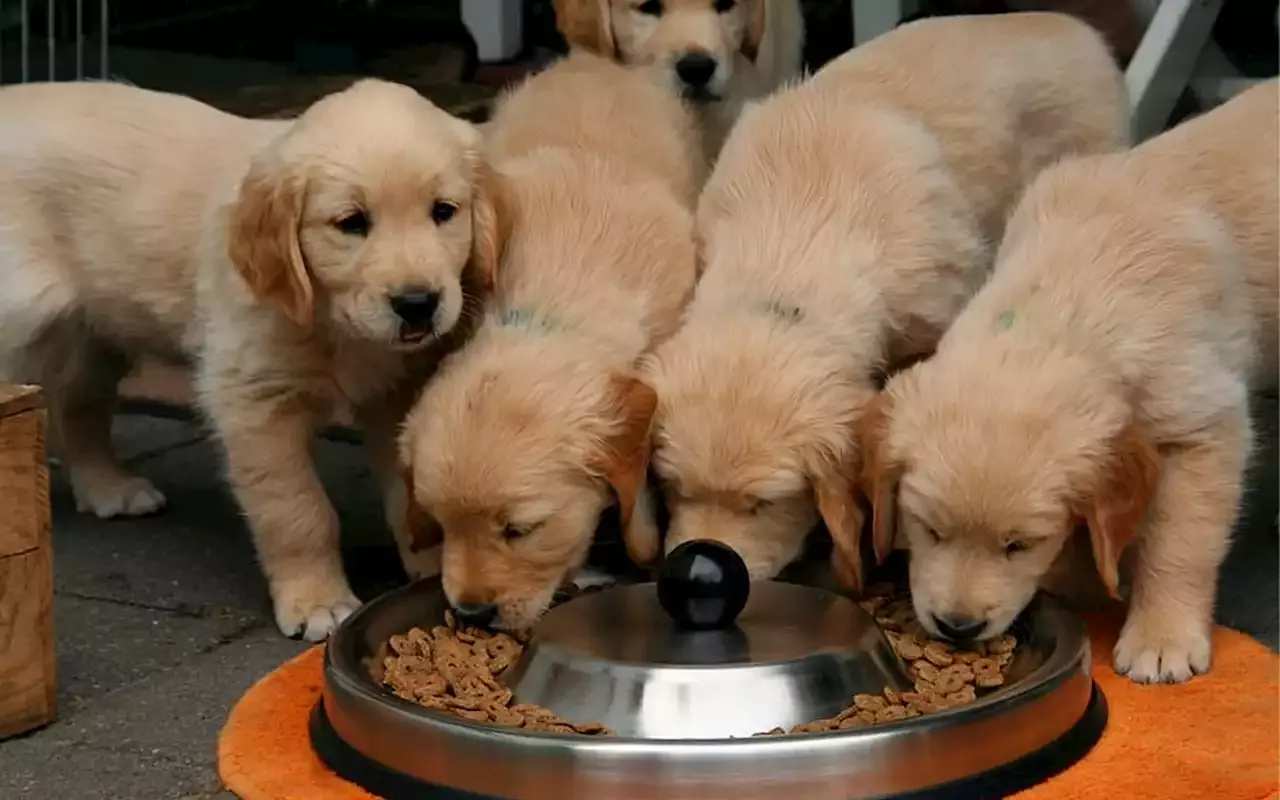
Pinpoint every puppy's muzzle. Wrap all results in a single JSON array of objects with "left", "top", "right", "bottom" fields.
[
  {"left": 674, "top": 51, "right": 719, "bottom": 101},
  {"left": 932, "top": 613, "right": 987, "bottom": 643},
  {"left": 389, "top": 286, "right": 441, "bottom": 343},
  {"left": 453, "top": 602, "right": 499, "bottom": 630}
]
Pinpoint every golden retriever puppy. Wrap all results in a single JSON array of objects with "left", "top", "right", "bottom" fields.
[
  {"left": 552, "top": 0, "right": 804, "bottom": 160},
  {"left": 400, "top": 51, "right": 702, "bottom": 631},
  {"left": 0, "top": 80, "right": 496, "bottom": 640},
  {"left": 639, "top": 13, "right": 1128, "bottom": 582},
  {"left": 862, "top": 80, "right": 1279, "bottom": 683}
]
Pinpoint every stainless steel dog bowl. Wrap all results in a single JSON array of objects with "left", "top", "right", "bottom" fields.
[
  {"left": 504, "top": 580, "right": 912, "bottom": 738},
  {"left": 312, "top": 542, "right": 1106, "bottom": 800}
]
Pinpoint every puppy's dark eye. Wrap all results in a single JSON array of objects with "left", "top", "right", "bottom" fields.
[
  {"left": 713, "top": 0, "right": 735, "bottom": 11},
  {"left": 924, "top": 526, "right": 941, "bottom": 543},
  {"left": 334, "top": 210, "right": 370, "bottom": 237},
  {"left": 1005, "top": 539, "right": 1032, "bottom": 556},
  {"left": 502, "top": 525, "right": 527, "bottom": 542},
  {"left": 637, "top": 0, "right": 662, "bottom": 15},
  {"left": 746, "top": 496, "right": 772, "bottom": 514},
  {"left": 430, "top": 200, "right": 458, "bottom": 225}
]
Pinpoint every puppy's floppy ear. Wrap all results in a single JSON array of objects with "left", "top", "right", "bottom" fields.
[
  {"left": 401, "top": 463, "right": 444, "bottom": 555},
  {"left": 227, "top": 154, "right": 313, "bottom": 329},
  {"left": 596, "top": 374, "right": 660, "bottom": 566},
  {"left": 810, "top": 434, "right": 866, "bottom": 593},
  {"left": 470, "top": 159, "right": 508, "bottom": 295},
  {"left": 858, "top": 392, "right": 901, "bottom": 567},
  {"left": 553, "top": 0, "right": 616, "bottom": 58},
  {"left": 740, "top": 0, "right": 766, "bottom": 62},
  {"left": 1075, "top": 418, "right": 1160, "bottom": 600}
]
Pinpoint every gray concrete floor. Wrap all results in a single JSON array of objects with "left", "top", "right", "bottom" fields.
[{"left": 0, "top": 400, "right": 1275, "bottom": 800}]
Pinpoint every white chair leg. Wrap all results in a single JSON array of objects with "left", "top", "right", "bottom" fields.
[
  {"left": 852, "top": 0, "right": 921, "bottom": 47},
  {"left": 1125, "top": 0, "right": 1225, "bottom": 142},
  {"left": 460, "top": 0, "right": 525, "bottom": 63}
]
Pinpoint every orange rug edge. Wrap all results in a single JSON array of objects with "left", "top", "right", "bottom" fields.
[{"left": 219, "top": 616, "right": 1280, "bottom": 800}]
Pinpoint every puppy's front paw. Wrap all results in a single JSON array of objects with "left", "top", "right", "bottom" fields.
[
  {"left": 272, "top": 577, "right": 362, "bottom": 642},
  {"left": 1113, "top": 610, "right": 1212, "bottom": 684},
  {"left": 571, "top": 567, "right": 619, "bottom": 590},
  {"left": 73, "top": 473, "right": 167, "bottom": 519}
]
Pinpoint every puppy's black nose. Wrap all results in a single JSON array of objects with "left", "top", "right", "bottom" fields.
[
  {"left": 453, "top": 602, "right": 499, "bottom": 630},
  {"left": 933, "top": 614, "right": 986, "bottom": 642},
  {"left": 675, "top": 52, "right": 718, "bottom": 88},
  {"left": 390, "top": 287, "right": 441, "bottom": 329}
]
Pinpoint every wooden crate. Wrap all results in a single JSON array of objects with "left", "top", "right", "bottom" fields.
[{"left": 0, "top": 384, "right": 55, "bottom": 739}]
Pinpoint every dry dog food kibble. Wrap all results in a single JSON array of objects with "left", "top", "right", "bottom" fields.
[
  {"left": 755, "top": 583, "right": 1019, "bottom": 735},
  {"left": 382, "top": 588, "right": 615, "bottom": 736},
  {"left": 382, "top": 582, "right": 1019, "bottom": 738}
]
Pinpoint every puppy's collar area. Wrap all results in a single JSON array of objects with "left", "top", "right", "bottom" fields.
[{"left": 495, "top": 307, "right": 565, "bottom": 335}]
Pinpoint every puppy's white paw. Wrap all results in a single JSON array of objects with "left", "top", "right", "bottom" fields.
[
  {"left": 572, "top": 567, "right": 619, "bottom": 590},
  {"left": 1113, "top": 611, "right": 1212, "bottom": 684},
  {"left": 73, "top": 474, "right": 167, "bottom": 519},
  {"left": 272, "top": 578, "right": 362, "bottom": 642}
]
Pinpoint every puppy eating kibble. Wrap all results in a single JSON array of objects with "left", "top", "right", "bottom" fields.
[
  {"left": 862, "top": 80, "right": 1279, "bottom": 683},
  {"left": 0, "top": 79, "right": 495, "bottom": 640},
  {"left": 640, "top": 13, "right": 1129, "bottom": 583},
  {"left": 399, "top": 52, "right": 702, "bottom": 632},
  {"left": 552, "top": 0, "right": 805, "bottom": 161}
]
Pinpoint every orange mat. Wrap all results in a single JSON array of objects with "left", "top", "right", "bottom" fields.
[{"left": 219, "top": 612, "right": 1280, "bottom": 800}]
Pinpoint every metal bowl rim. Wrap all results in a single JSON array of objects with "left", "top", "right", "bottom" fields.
[{"left": 325, "top": 577, "right": 1090, "bottom": 748}]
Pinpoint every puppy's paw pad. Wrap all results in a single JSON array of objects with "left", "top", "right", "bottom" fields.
[
  {"left": 273, "top": 583, "right": 362, "bottom": 642},
  {"left": 74, "top": 476, "right": 167, "bottom": 519},
  {"left": 1113, "top": 615, "right": 1212, "bottom": 684}
]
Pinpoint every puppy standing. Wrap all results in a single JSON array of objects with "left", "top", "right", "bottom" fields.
[
  {"left": 0, "top": 80, "right": 495, "bottom": 640},
  {"left": 861, "top": 80, "right": 1279, "bottom": 683},
  {"left": 400, "top": 51, "right": 702, "bottom": 632},
  {"left": 639, "top": 13, "right": 1128, "bottom": 581},
  {"left": 553, "top": 0, "right": 804, "bottom": 161}
]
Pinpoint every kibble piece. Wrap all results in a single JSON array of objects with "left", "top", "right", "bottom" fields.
[
  {"left": 987, "top": 635, "right": 1018, "bottom": 654},
  {"left": 933, "top": 672, "right": 968, "bottom": 695},
  {"left": 923, "top": 642, "right": 955, "bottom": 667},
  {"left": 976, "top": 672, "right": 1006, "bottom": 689},
  {"left": 875, "top": 705, "right": 909, "bottom": 723},
  {"left": 854, "top": 693, "right": 888, "bottom": 712},
  {"left": 911, "top": 660, "right": 941, "bottom": 684},
  {"left": 945, "top": 685, "right": 977, "bottom": 705}
]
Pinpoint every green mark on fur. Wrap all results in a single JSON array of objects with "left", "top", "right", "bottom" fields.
[
  {"left": 998, "top": 310, "right": 1015, "bottom": 331},
  {"left": 498, "top": 307, "right": 561, "bottom": 334}
]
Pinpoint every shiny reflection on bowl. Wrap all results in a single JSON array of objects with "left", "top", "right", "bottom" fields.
[{"left": 500, "top": 582, "right": 913, "bottom": 738}]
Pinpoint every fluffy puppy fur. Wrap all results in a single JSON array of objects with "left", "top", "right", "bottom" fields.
[
  {"left": 552, "top": 0, "right": 804, "bottom": 161},
  {"left": 863, "top": 80, "right": 1279, "bottom": 683},
  {"left": 399, "top": 52, "right": 702, "bottom": 631},
  {"left": 639, "top": 13, "right": 1129, "bottom": 582},
  {"left": 0, "top": 80, "right": 496, "bottom": 641}
]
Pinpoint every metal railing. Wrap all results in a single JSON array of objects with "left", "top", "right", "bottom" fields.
[{"left": 0, "top": 0, "right": 110, "bottom": 84}]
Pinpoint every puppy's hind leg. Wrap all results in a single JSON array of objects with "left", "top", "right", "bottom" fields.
[
  {"left": 0, "top": 274, "right": 165, "bottom": 519},
  {"left": 45, "top": 333, "right": 166, "bottom": 518},
  {"left": 1113, "top": 405, "right": 1250, "bottom": 683}
]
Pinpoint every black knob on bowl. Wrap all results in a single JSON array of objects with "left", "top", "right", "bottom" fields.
[{"left": 657, "top": 540, "right": 750, "bottom": 630}]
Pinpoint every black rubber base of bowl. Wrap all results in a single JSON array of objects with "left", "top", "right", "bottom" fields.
[{"left": 310, "top": 684, "right": 1107, "bottom": 800}]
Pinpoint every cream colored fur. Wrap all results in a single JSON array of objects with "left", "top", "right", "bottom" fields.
[
  {"left": 399, "top": 52, "right": 703, "bottom": 631},
  {"left": 552, "top": 0, "right": 804, "bottom": 162},
  {"left": 640, "top": 13, "right": 1129, "bottom": 582},
  {"left": 0, "top": 79, "right": 494, "bottom": 641},
  {"left": 865, "top": 80, "right": 1279, "bottom": 683}
]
